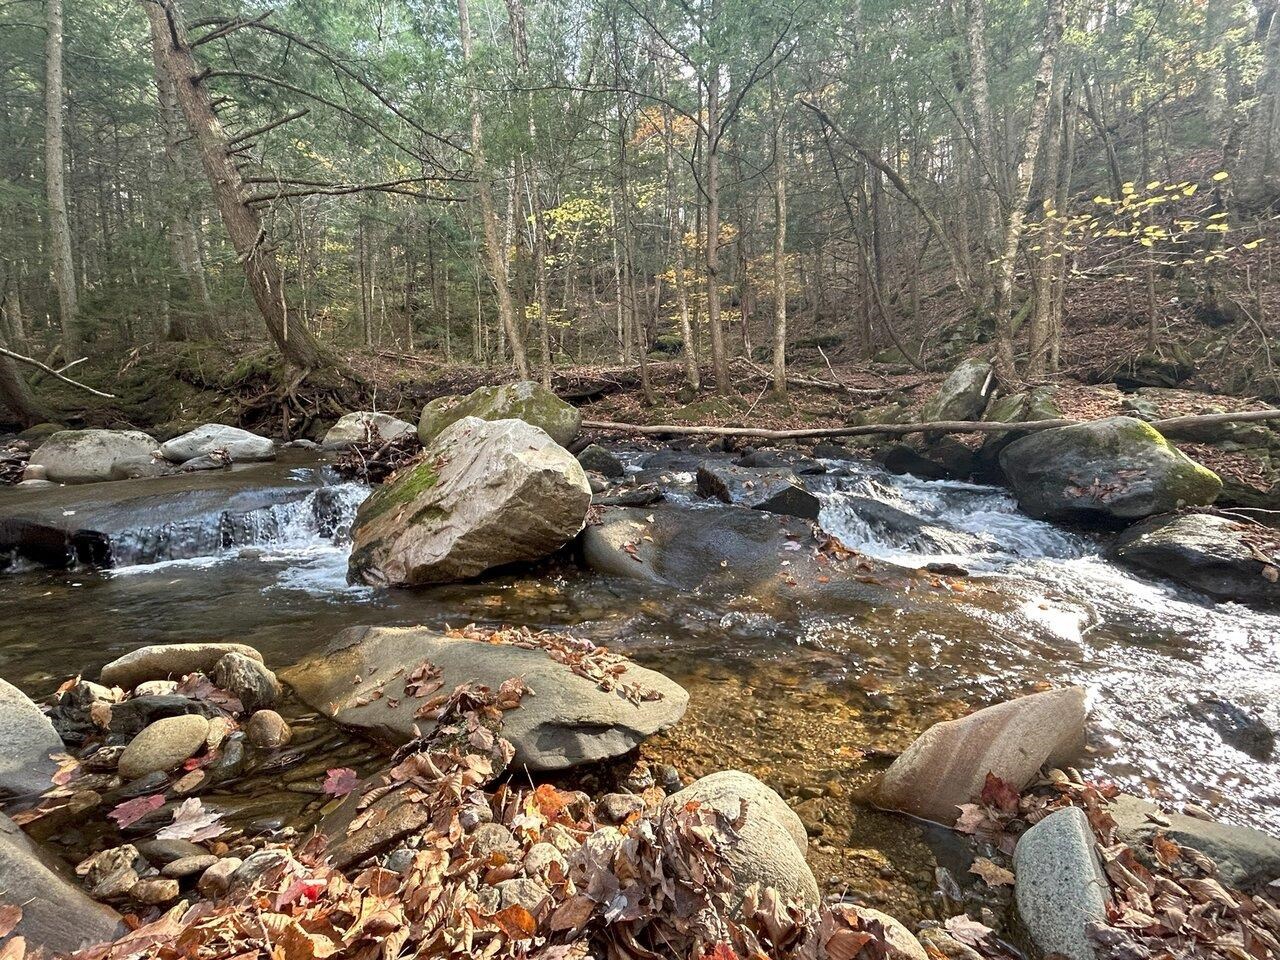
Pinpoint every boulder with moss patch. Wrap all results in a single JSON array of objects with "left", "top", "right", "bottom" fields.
[
  {"left": 921, "top": 358, "right": 993, "bottom": 422},
  {"left": 418, "top": 381, "right": 581, "bottom": 447},
  {"left": 999, "top": 416, "right": 1221, "bottom": 522},
  {"left": 349, "top": 417, "right": 591, "bottom": 586}
]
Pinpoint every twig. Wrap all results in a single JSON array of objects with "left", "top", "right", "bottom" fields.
[{"left": 0, "top": 347, "right": 115, "bottom": 398}]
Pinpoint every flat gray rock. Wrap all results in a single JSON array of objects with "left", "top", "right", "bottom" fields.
[
  {"left": 1108, "top": 794, "right": 1280, "bottom": 890},
  {"left": 28, "top": 429, "right": 158, "bottom": 484},
  {"left": 0, "top": 678, "right": 63, "bottom": 804},
  {"left": 0, "top": 814, "right": 125, "bottom": 954},
  {"left": 1014, "top": 806, "right": 1110, "bottom": 960},
  {"left": 281, "top": 625, "right": 688, "bottom": 771}
]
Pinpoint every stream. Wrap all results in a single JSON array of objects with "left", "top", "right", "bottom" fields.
[{"left": 2, "top": 448, "right": 1277, "bottom": 921}]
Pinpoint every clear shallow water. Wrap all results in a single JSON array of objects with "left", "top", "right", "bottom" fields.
[{"left": 1, "top": 452, "right": 1277, "bottom": 847}]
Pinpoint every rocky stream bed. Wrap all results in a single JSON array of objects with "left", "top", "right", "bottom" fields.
[{"left": 1, "top": 381, "right": 1279, "bottom": 960}]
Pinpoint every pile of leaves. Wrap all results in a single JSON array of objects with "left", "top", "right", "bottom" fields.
[
  {"left": 33, "top": 673, "right": 905, "bottom": 960},
  {"left": 0, "top": 439, "right": 31, "bottom": 485},
  {"left": 444, "top": 624, "right": 666, "bottom": 706},
  {"left": 952, "top": 772, "right": 1280, "bottom": 960},
  {"left": 333, "top": 425, "right": 423, "bottom": 484}
]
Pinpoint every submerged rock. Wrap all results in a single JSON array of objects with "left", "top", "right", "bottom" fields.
[
  {"left": 281, "top": 624, "right": 687, "bottom": 770},
  {"left": 159, "top": 424, "right": 275, "bottom": 464},
  {"left": 920, "top": 358, "right": 993, "bottom": 422},
  {"left": 695, "top": 463, "right": 821, "bottom": 520},
  {"left": 1108, "top": 794, "right": 1280, "bottom": 890},
  {"left": 321, "top": 411, "right": 417, "bottom": 450},
  {"left": 1111, "top": 511, "right": 1280, "bottom": 604},
  {"left": 0, "top": 677, "right": 64, "bottom": 804},
  {"left": 28, "top": 429, "right": 158, "bottom": 484},
  {"left": 735, "top": 448, "right": 826, "bottom": 474},
  {"left": 874, "top": 687, "right": 1088, "bottom": 826},
  {"left": 348, "top": 417, "right": 591, "bottom": 587},
  {"left": 100, "top": 642, "right": 263, "bottom": 690},
  {"left": 1186, "top": 695, "right": 1275, "bottom": 760},
  {"left": 0, "top": 814, "right": 125, "bottom": 954},
  {"left": 1000, "top": 417, "right": 1221, "bottom": 522},
  {"left": 661, "top": 771, "right": 819, "bottom": 907},
  {"left": 418, "top": 381, "right": 581, "bottom": 447},
  {"left": 1013, "top": 806, "right": 1110, "bottom": 960}
]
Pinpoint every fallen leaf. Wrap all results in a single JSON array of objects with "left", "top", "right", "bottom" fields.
[
  {"left": 323, "top": 768, "right": 359, "bottom": 797},
  {"left": 108, "top": 793, "right": 165, "bottom": 829},
  {"left": 156, "top": 797, "right": 226, "bottom": 842},
  {"left": 969, "top": 857, "right": 1015, "bottom": 887},
  {"left": 979, "top": 772, "right": 1020, "bottom": 813}
]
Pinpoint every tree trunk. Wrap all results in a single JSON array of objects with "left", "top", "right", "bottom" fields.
[
  {"left": 770, "top": 76, "right": 788, "bottom": 397},
  {"left": 141, "top": 0, "right": 326, "bottom": 370},
  {"left": 664, "top": 103, "right": 700, "bottom": 391},
  {"left": 458, "top": 0, "right": 529, "bottom": 378},
  {"left": 44, "top": 0, "right": 79, "bottom": 357},
  {"left": 991, "top": 0, "right": 1065, "bottom": 385},
  {"left": 705, "top": 57, "right": 729, "bottom": 394},
  {"left": 1236, "top": 0, "right": 1280, "bottom": 209}
]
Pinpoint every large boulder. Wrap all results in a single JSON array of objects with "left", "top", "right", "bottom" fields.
[
  {"left": 348, "top": 417, "right": 592, "bottom": 587},
  {"left": 418, "top": 381, "right": 581, "bottom": 447},
  {"left": 28, "top": 429, "right": 158, "bottom": 483},
  {"left": 1013, "top": 806, "right": 1110, "bottom": 960},
  {"left": 158, "top": 424, "right": 275, "bottom": 464},
  {"left": 695, "top": 464, "right": 821, "bottom": 520},
  {"left": 999, "top": 417, "right": 1221, "bottom": 522},
  {"left": 1111, "top": 512, "right": 1280, "bottom": 604},
  {"left": 0, "top": 814, "right": 125, "bottom": 954},
  {"left": 920, "top": 358, "right": 993, "bottom": 422},
  {"left": 100, "top": 642, "right": 264, "bottom": 690},
  {"left": 874, "top": 687, "right": 1088, "bottom": 826},
  {"left": 0, "top": 678, "right": 64, "bottom": 804},
  {"left": 322, "top": 412, "right": 417, "bottom": 451},
  {"left": 1107, "top": 794, "right": 1280, "bottom": 890},
  {"left": 661, "top": 771, "right": 819, "bottom": 907},
  {"left": 281, "top": 625, "right": 688, "bottom": 770}
]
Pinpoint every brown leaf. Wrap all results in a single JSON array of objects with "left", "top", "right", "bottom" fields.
[
  {"left": 549, "top": 895, "right": 596, "bottom": 933},
  {"left": 491, "top": 905, "right": 537, "bottom": 940},
  {"left": 0, "top": 905, "right": 21, "bottom": 940},
  {"left": 969, "top": 857, "right": 1015, "bottom": 887}
]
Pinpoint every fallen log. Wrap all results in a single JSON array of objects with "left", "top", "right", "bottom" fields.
[
  {"left": 582, "top": 408, "right": 1280, "bottom": 442},
  {"left": 730, "top": 356, "right": 907, "bottom": 396}
]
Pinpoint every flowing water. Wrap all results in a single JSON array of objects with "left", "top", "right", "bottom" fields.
[{"left": 1, "top": 450, "right": 1277, "bottom": 920}]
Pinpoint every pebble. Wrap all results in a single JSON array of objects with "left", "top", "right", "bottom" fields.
[
  {"left": 132, "top": 877, "right": 180, "bottom": 904},
  {"left": 230, "top": 848, "right": 290, "bottom": 888},
  {"left": 471, "top": 822, "right": 518, "bottom": 859},
  {"left": 198, "top": 857, "right": 242, "bottom": 896},
  {"left": 117, "top": 714, "right": 210, "bottom": 780},
  {"left": 523, "top": 842, "right": 568, "bottom": 878},
  {"left": 245, "top": 710, "right": 292, "bottom": 749},
  {"left": 496, "top": 877, "right": 550, "bottom": 913},
  {"left": 162, "top": 854, "right": 219, "bottom": 879},
  {"left": 137, "top": 839, "right": 208, "bottom": 866},
  {"left": 82, "top": 745, "right": 125, "bottom": 772},
  {"left": 214, "top": 653, "right": 280, "bottom": 713},
  {"left": 596, "top": 793, "right": 645, "bottom": 824}
]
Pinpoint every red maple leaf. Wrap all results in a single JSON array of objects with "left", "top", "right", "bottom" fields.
[
  {"left": 979, "top": 772, "right": 1020, "bottom": 813},
  {"left": 323, "top": 767, "right": 359, "bottom": 797}
]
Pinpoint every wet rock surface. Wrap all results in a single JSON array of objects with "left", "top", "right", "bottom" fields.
[
  {"left": 695, "top": 463, "right": 822, "bottom": 519},
  {"left": 1112, "top": 511, "right": 1280, "bottom": 604}
]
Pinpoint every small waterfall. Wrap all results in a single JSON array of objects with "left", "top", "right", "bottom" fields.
[{"left": 109, "top": 482, "right": 368, "bottom": 568}]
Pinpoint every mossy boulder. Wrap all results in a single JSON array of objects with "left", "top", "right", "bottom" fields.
[
  {"left": 999, "top": 416, "right": 1221, "bottom": 522},
  {"left": 418, "top": 381, "right": 581, "bottom": 448},
  {"left": 349, "top": 417, "right": 591, "bottom": 587},
  {"left": 920, "top": 358, "right": 993, "bottom": 422}
]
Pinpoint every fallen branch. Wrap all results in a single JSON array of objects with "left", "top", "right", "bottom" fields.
[
  {"left": 730, "top": 356, "right": 906, "bottom": 396},
  {"left": 582, "top": 408, "right": 1280, "bottom": 441},
  {"left": 0, "top": 346, "right": 115, "bottom": 398}
]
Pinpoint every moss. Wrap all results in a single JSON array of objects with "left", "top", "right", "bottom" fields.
[
  {"left": 418, "top": 381, "right": 580, "bottom": 446},
  {"left": 357, "top": 460, "right": 440, "bottom": 525}
]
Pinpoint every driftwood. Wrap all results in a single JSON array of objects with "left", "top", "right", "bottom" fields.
[
  {"left": 0, "top": 346, "right": 115, "bottom": 398},
  {"left": 582, "top": 408, "right": 1280, "bottom": 441}
]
